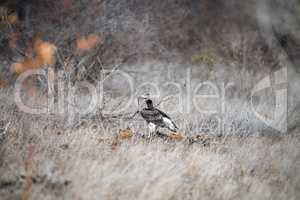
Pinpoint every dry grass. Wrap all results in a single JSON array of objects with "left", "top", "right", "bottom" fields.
[
  {"left": 21, "top": 146, "right": 34, "bottom": 200},
  {"left": 118, "top": 128, "right": 134, "bottom": 140},
  {"left": 0, "top": 116, "right": 299, "bottom": 200}
]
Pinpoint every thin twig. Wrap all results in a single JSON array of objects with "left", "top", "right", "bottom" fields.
[
  {"left": 126, "top": 110, "right": 140, "bottom": 119},
  {"left": 98, "top": 54, "right": 136, "bottom": 83},
  {"left": 2, "top": 122, "right": 11, "bottom": 135},
  {"left": 155, "top": 95, "right": 174, "bottom": 107},
  {"left": 97, "top": 56, "right": 104, "bottom": 71},
  {"left": 104, "top": 110, "right": 139, "bottom": 119},
  {"left": 107, "top": 95, "right": 175, "bottom": 121},
  {"left": 97, "top": 56, "right": 105, "bottom": 83}
]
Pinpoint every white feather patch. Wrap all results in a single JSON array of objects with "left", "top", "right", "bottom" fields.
[
  {"left": 148, "top": 122, "right": 156, "bottom": 133},
  {"left": 163, "top": 117, "right": 176, "bottom": 131}
]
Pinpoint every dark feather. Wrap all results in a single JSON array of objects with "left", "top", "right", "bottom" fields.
[
  {"left": 140, "top": 108, "right": 164, "bottom": 124},
  {"left": 156, "top": 109, "right": 178, "bottom": 129},
  {"left": 156, "top": 109, "right": 170, "bottom": 119},
  {"left": 140, "top": 108, "right": 178, "bottom": 129}
]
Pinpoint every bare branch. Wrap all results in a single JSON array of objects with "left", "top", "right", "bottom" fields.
[{"left": 155, "top": 95, "right": 174, "bottom": 107}]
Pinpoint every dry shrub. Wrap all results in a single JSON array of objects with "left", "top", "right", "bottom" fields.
[
  {"left": 11, "top": 57, "right": 43, "bottom": 74},
  {"left": 0, "top": 6, "right": 18, "bottom": 25},
  {"left": 33, "top": 39, "right": 57, "bottom": 65},
  {"left": 8, "top": 32, "right": 20, "bottom": 49},
  {"left": 191, "top": 49, "right": 219, "bottom": 66},
  {"left": 0, "top": 75, "right": 6, "bottom": 87},
  {"left": 97, "top": 138, "right": 107, "bottom": 144},
  {"left": 7, "top": 12, "right": 18, "bottom": 25},
  {"left": 11, "top": 39, "right": 57, "bottom": 74},
  {"left": 109, "top": 128, "right": 134, "bottom": 150},
  {"left": 187, "top": 133, "right": 214, "bottom": 146},
  {"left": 118, "top": 128, "right": 133, "bottom": 140},
  {"left": 19, "top": 79, "right": 48, "bottom": 105},
  {"left": 21, "top": 145, "right": 34, "bottom": 200},
  {"left": 75, "top": 34, "right": 100, "bottom": 51},
  {"left": 97, "top": 137, "right": 114, "bottom": 145},
  {"left": 168, "top": 132, "right": 185, "bottom": 141},
  {"left": 111, "top": 139, "right": 119, "bottom": 150},
  {"left": 63, "top": 0, "right": 74, "bottom": 11},
  {"left": 0, "top": 6, "right": 7, "bottom": 23}
]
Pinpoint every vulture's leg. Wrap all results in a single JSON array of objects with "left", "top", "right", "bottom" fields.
[{"left": 148, "top": 122, "right": 156, "bottom": 138}]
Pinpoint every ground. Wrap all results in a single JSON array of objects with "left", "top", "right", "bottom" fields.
[{"left": 0, "top": 110, "right": 299, "bottom": 199}]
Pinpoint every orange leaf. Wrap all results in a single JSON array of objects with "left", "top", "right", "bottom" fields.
[
  {"left": 33, "top": 39, "right": 57, "bottom": 65},
  {"left": 7, "top": 12, "right": 18, "bottom": 24},
  {"left": 76, "top": 34, "right": 100, "bottom": 51},
  {"left": 11, "top": 57, "right": 43, "bottom": 74},
  {"left": 118, "top": 128, "right": 133, "bottom": 140},
  {"left": 168, "top": 132, "right": 185, "bottom": 141},
  {"left": 11, "top": 39, "right": 57, "bottom": 74}
]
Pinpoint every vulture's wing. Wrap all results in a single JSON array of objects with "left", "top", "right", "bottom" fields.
[
  {"left": 155, "top": 109, "right": 178, "bottom": 130},
  {"left": 141, "top": 109, "right": 163, "bottom": 123}
]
